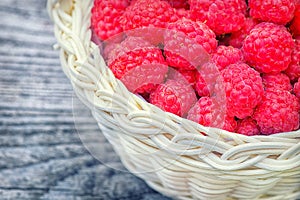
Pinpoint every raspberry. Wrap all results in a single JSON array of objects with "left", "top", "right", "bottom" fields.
[
  {"left": 187, "top": 97, "right": 237, "bottom": 132},
  {"left": 189, "top": 0, "right": 247, "bottom": 35},
  {"left": 290, "top": 3, "right": 300, "bottom": 37},
  {"left": 107, "top": 36, "right": 152, "bottom": 65},
  {"left": 103, "top": 41, "right": 120, "bottom": 61},
  {"left": 236, "top": 117, "right": 260, "bottom": 136},
  {"left": 242, "top": 22, "right": 294, "bottom": 73},
  {"left": 249, "top": 0, "right": 296, "bottom": 25},
  {"left": 285, "top": 39, "right": 300, "bottom": 82},
  {"left": 228, "top": 17, "right": 259, "bottom": 48},
  {"left": 262, "top": 73, "right": 292, "bottom": 92},
  {"left": 174, "top": 8, "right": 191, "bottom": 19},
  {"left": 164, "top": 18, "right": 217, "bottom": 70},
  {"left": 253, "top": 89, "right": 300, "bottom": 135},
  {"left": 293, "top": 78, "right": 300, "bottom": 99},
  {"left": 91, "top": 0, "right": 130, "bottom": 41},
  {"left": 168, "top": 69, "right": 197, "bottom": 87},
  {"left": 163, "top": 0, "right": 189, "bottom": 9},
  {"left": 195, "top": 62, "right": 221, "bottom": 97},
  {"left": 195, "top": 72, "right": 210, "bottom": 97},
  {"left": 107, "top": 37, "right": 168, "bottom": 94},
  {"left": 150, "top": 79, "right": 197, "bottom": 116},
  {"left": 121, "top": 0, "right": 178, "bottom": 45},
  {"left": 223, "top": 117, "right": 238, "bottom": 133},
  {"left": 211, "top": 45, "right": 244, "bottom": 71},
  {"left": 216, "top": 63, "right": 264, "bottom": 119}
]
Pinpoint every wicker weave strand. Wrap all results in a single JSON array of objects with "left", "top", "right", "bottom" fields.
[{"left": 48, "top": 0, "right": 300, "bottom": 199}]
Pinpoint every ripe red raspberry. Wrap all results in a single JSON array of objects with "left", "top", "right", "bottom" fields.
[
  {"left": 195, "top": 72, "right": 210, "bottom": 97},
  {"left": 249, "top": 0, "right": 296, "bottom": 25},
  {"left": 163, "top": 0, "right": 189, "bottom": 9},
  {"left": 293, "top": 78, "right": 300, "bottom": 99},
  {"left": 228, "top": 17, "right": 259, "bottom": 48},
  {"left": 107, "top": 37, "right": 168, "bottom": 94},
  {"left": 194, "top": 62, "right": 221, "bottom": 97},
  {"left": 284, "top": 39, "right": 300, "bottom": 82},
  {"left": 236, "top": 117, "right": 260, "bottom": 136},
  {"left": 223, "top": 117, "right": 238, "bottom": 133},
  {"left": 164, "top": 18, "right": 217, "bottom": 70},
  {"left": 189, "top": 0, "right": 247, "bottom": 35},
  {"left": 262, "top": 73, "right": 292, "bottom": 92},
  {"left": 187, "top": 97, "right": 237, "bottom": 132},
  {"left": 121, "top": 0, "right": 178, "bottom": 45},
  {"left": 103, "top": 42, "right": 120, "bottom": 61},
  {"left": 174, "top": 8, "right": 191, "bottom": 19},
  {"left": 242, "top": 22, "right": 294, "bottom": 73},
  {"left": 91, "top": 0, "right": 130, "bottom": 41},
  {"left": 150, "top": 79, "right": 197, "bottom": 117},
  {"left": 168, "top": 69, "right": 197, "bottom": 87},
  {"left": 211, "top": 45, "right": 244, "bottom": 71},
  {"left": 290, "top": 3, "right": 300, "bottom": 36},
  {"left": 253, "top": 89, "right": 300, "bottom": 135},
  {"left": 217, "top": 63, "right": 264, "bottom": 119},
  {"left": 107, "top": 36, "right": 153, "bottom": 65}
]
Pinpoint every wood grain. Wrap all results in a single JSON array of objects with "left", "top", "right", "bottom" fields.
[{"left": 0, "top": 1, "right": 170, "bottom": 199}]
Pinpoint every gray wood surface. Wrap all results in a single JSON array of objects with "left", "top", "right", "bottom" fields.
[{"left": 0, "top": 0, "right": 171, "bottom": 199}]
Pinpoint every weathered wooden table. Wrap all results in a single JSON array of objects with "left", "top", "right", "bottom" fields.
[{"left": 0, "top": 0, "right": 171, "bottom": 199}]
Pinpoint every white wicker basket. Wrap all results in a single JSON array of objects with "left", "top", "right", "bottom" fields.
[{"left": 47, "top": 0, "right": 300, "bottom": 199}]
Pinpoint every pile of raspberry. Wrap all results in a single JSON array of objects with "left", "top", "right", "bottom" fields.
[{"left": 91, "top": 0, "right": 300, "bottom": 136}]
